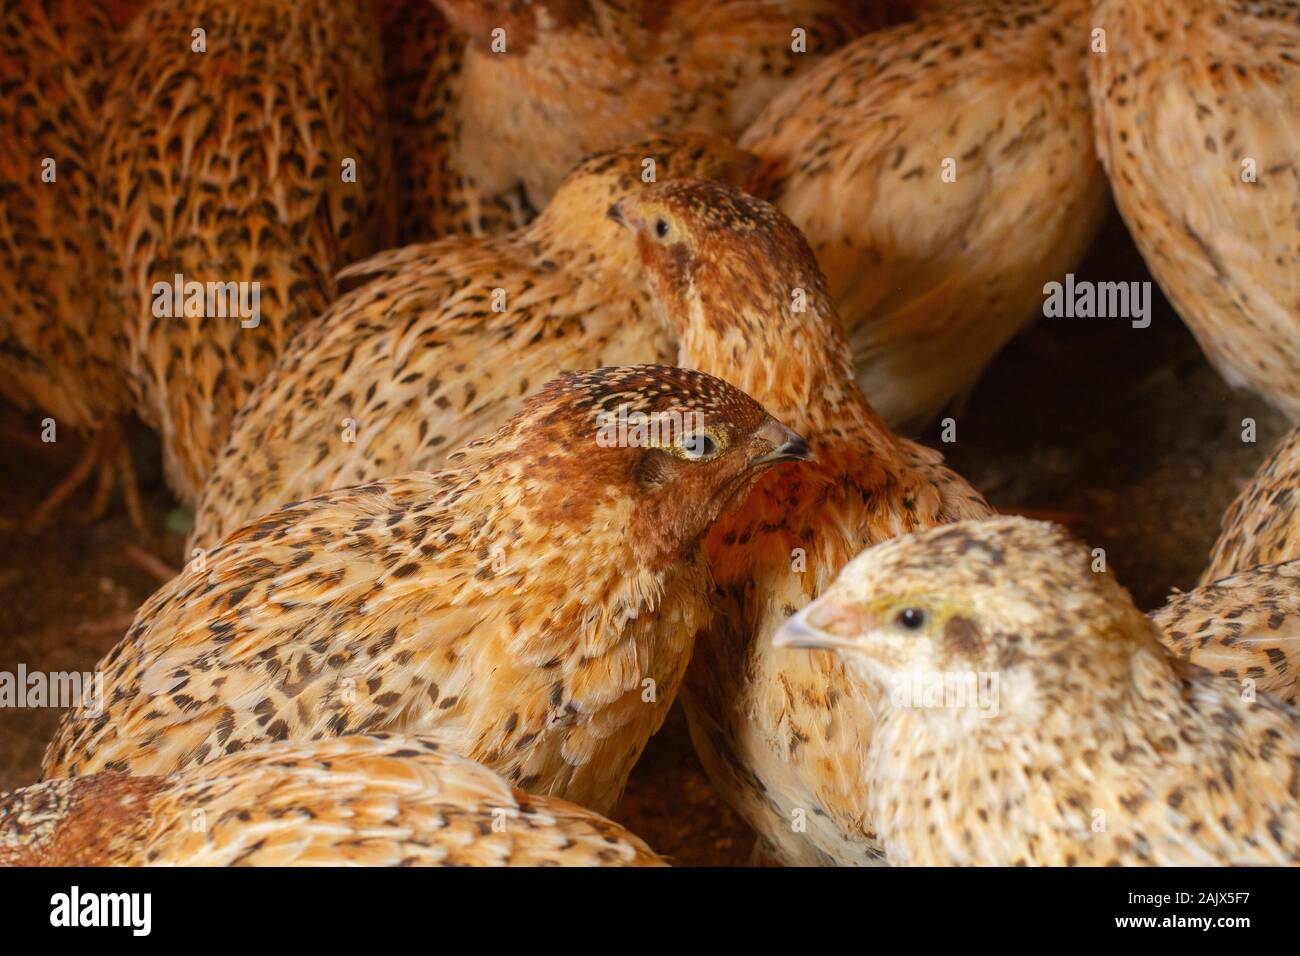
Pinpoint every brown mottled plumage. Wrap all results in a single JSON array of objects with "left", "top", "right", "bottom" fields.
[
  {"left": 741, "top": 0, "right": 1107, "bottom": 429},
  {"left": 380, "top": 0, "right": 528, "bottom": 243},
  {"left": 431, "top": 0, "right": 888, "bottom": 211},
  {"left": 0, "top": 0, "right": 139, "bottom": 524},
  {"left": 190, "top": 135, "right": 756, "bottom": 550},
  {"left": 1154, "top": 560, "right": 1300, "bottom": 704},
  {"left": 777, "top": 518, "right": 1300, "bottom": 866},
  {"left": 44, "top": 365, "right": 811, "bottom": 816},
  {"left": 7, "top": 735, "right": 664, "bottom": 866},
  {"left": 0, "top": 0, "right": 117, "bottom": 428},
  {"left": 612, "top": 180, "right": 992, "bottom": 864},
  {"left": 1204, "top": 423, "right": 1300, "bottom": 582},
  {"left": 101, "top": 0, "right": 392, "bottom": 505},
  {"left": 1090, "top": 0, "right": 1300, "bottom": 417},
  {"left": 1138, "top": 422, "right": 1300, "bottom": 702}
]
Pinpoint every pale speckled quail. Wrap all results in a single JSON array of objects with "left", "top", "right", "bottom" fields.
[
  {"left": 741, "top": 0, "right": 1108, "bottom": 430},
  {"left": 6, "top": 735, "right": 664, "bottom": 866},
  {"left": 778, "top": 518, "right": 1300, "bottom": 866},
  {"left": 1090, "top": 0, "right": 1300, "bottom": 417},
  {"left": 612, "top": 180, "right": 992, "bottom": 865},
  {"left": 43, "top": 365, "right": 812, "bottom": 817}
]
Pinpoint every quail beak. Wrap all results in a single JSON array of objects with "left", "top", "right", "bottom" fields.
[
  {"left": 752, "top": 419, "right": 815, "bottom": 467},
  {"left": 773, "top": 598, "right": 862, "bottom": 651},
  {"left": 607, "top": 200, "right": 629, "bottom": 227}
]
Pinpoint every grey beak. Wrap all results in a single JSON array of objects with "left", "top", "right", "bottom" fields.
[
  {"left": 752, "top": 420, "right": 815, "bottom": 467},
  {"left": 772, "top": 608, "right": 825, "bottom": 649},
  {"left": 607, "top": 202, "right": 626, "bottom": 226},
  {"left": 773, "top": 604, "right": 854, "bottom": 651}
]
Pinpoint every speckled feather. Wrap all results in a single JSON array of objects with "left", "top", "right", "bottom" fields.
[
  {"left": 100, "top": 0, "right": 393, "bottom": 504},
  {"left": 1139, "top": 421, "right": 1300, "bottom": 702},
  {"left": 1154, "top": 559, "right": 1300, "bottom": 703},
  {"left": 7, "top": 735, "right": 664, "bottom": 866},
  {"left": 614, "top": 180, "right": 992, "bottom": 864},
  {"left": 190, "top": 135, "right": 757, "bottom": 549},
  {"left": 44, "top": 365, "right": 802, "bottom": 816},
  {"left": 0, "top": 0, "right": 128, "bottom": 429},
  {"left": 380, "top": 0, "right": 527, "bottom": 243},
  {"left": 741, "top": 0, "right": 1107, "bottom": 429},
  {"left": 1203, "top": 423, "right": 1300, "bottom": 581},
  {"left": 782, "top": 518, "right": 1300, "bottom": 865},
  {"left": 432, "top": 0, "right": 890, "bottom": 211},
  {"left": 1090, "top": 0, "right": 1300, "bottom": 417}
]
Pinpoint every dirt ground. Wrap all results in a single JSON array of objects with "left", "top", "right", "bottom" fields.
[{"left": 0, "top": 207, "right": 1286, "bottom": 866}]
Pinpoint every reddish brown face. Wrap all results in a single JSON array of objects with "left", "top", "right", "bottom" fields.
[
  {"left": 609, "top": 180, "right": 814, "bottom": 341},
  {"left": 508, "top": 365, "right": 812, "bottom": 562},
  {"left": 623, "top": 408, "right": 812, "bottom": 560}
]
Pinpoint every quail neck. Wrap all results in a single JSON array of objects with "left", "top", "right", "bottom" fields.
[
  {"left": 526, "top": 186, "right": 644, "bottom": 284},
  {"left": 676, "top": 270, "right": 860, "bottom": 434}
]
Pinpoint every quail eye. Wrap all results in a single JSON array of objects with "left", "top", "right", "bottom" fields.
[
  {"left": 680, "top": 432, "right": 718, "bottom": 460},
  {"left": 896, "top": 607, "right": 927, "bottom": 631},
  {"left": 654, "top": 218, "right": 670, "bottom": 239}
]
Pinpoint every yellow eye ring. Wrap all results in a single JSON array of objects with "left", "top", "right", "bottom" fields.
[{"left": 671, "top": 424, "right": 727, "bottom": 462}]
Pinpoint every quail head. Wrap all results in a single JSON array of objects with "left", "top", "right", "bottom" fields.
[
  {"left": 779, "top": 518, "right": 1300, "bottom": 866},
  {"left": 44, "top": 365, "right": 810, "bottom": 818}
]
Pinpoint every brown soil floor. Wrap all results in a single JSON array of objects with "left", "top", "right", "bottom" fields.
[{"left": 0, "top": 207, "right": 1286, "bottom": 866}]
